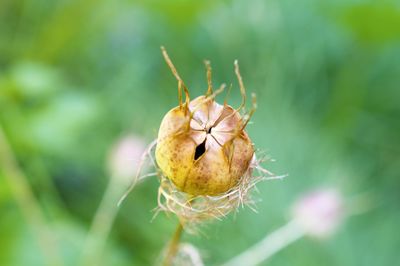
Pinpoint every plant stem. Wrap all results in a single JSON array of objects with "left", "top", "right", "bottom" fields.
[
  {"left": 163, "top": 222, "right": 184, "bottom": 266},
  {"left": 221, "top": 220, "right": 304, "bottom": 266},
  {"left": 0, "top": 125, "right": 63, "bottom": 266},
  {"left": 80, "top": 178, "right": 124, "bottom": 266}
]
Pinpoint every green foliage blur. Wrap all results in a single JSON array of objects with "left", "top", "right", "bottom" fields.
[{"left": 1, "top": 0, "right": 399, "bottom": 265}]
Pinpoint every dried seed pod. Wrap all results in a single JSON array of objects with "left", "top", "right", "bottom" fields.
[
  {"left": 155, "top": 47, "right": 255, "bottom": 196},
  {"left": 118, "top": 48, "right": 282, "bottom": 225}
]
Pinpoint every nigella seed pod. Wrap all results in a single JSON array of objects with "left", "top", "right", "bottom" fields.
[
  {"left": 117, "top": 47, "right": 281, "bottom": 224},
  {"left": 155, "top": 47, "right": 256, "bottom": 196}
]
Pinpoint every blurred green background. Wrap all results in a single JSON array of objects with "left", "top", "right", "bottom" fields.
[{"left": 1, "top": 0, "right": 399, "bottom": 265}]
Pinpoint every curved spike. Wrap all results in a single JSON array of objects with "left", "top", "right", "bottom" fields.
[
  {"left": 161, "top": 46, "right": 190, "bottom": 108},
  {"left": 234, "top": 60, "right": 246, "bottom": 112},
  {"left": 204, "top": 60, "right": 213, "bottom": 96},
  {"left": 226, "top": 93, "right": 257, "bottom": 143},
  {"left": 224, "top": 83, "right": 233, "bottom": 106},
  {"left": 240, "top": 93, "right": 257, "bottom": 130},
  {"left": 177, "top": 81, "right": 183, "bottom": 107}
]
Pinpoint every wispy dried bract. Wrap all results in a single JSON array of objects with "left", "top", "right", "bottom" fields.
[
  {"left": 119, "top": 139, "right": 284, "bottom": 230},
  {"left": 155, "top": 150, "right": 284, "bottom": 228}
]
